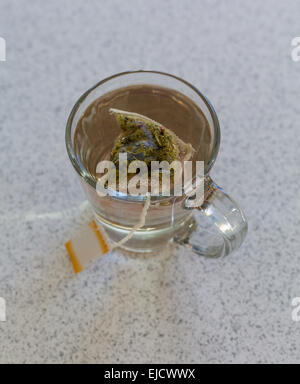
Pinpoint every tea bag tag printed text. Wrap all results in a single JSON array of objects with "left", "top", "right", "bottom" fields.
[{"left": 65, "top": 220, "right": 110, "bottom": 274}]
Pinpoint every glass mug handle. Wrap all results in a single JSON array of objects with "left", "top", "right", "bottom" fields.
[{"left": 174, "top": 176, "right": 248, "bottom": 258}]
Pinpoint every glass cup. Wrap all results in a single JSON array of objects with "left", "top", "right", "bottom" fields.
[{"left": 66, "top": 71, "right": 247, "bottom": 257}]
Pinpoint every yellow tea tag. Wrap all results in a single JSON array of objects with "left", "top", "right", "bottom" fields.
[{"left": 65, "top": 220, "right": 110, "bottom": 274}]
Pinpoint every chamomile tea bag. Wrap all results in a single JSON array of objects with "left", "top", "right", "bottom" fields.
[
  {"left": 104, "top": 109, "right": 196, "bottom": 251},
  {"left": 109, "top": 108, "right": 195, "bottom": 167},
  {"left": 109, "top": 108, "right": 196, "bottom": 197}
]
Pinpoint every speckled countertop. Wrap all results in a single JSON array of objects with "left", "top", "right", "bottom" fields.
[{"left": 0, "top": 0, "right": 300, "bottom": 364}]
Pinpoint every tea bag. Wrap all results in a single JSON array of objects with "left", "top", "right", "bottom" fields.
[
  {"left": 109, "top": 109, "right": 195, "bottom": 168},
  {"left": 107, "top": 109, "right": 195, "bottom": 251}
]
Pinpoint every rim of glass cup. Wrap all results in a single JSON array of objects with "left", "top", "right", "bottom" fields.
[{"left": 66, "top": 70, "right": 221, "bottom": 198}]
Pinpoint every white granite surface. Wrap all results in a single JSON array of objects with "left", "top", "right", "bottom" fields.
[{"left": 0, "top": 0, "right": 300, "bottom": 364}]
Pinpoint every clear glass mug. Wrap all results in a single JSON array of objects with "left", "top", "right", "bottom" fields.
[{"left": 66, "top": 71, "right": 247, "bottom": 257}]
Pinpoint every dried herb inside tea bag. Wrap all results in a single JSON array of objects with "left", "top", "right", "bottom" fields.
[{"left": 109, "top": 109, "right": 195, "bottom": 170}]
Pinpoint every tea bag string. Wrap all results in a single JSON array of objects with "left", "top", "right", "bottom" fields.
[{"left": 110, "top": 193, "right": 151, "bottom": 251}]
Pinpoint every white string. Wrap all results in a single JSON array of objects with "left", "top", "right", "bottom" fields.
[{"left": 109, "top": 193, "right": 151, "bottom": 251}]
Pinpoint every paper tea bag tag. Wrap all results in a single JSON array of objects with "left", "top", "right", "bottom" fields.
[{"left": 65, "top": 220, "right": 110, "bottom": 274}]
